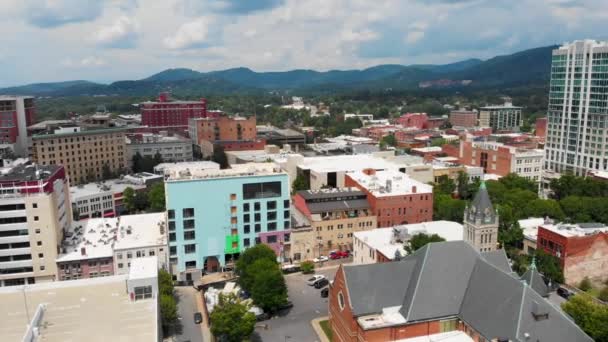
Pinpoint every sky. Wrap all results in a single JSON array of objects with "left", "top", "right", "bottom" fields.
[{"left": 0, "top": 0, "right": 606, "bottom": 87}]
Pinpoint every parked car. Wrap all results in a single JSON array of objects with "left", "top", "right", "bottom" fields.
[
  {"left": 276, "top": 301, "right": 294, "bottom": 312},
  {"left": 281, "top": 264, "right": 301, "bottom": 274},
  {"left": 314, "top": 278, "right": 330, "bottom": 289},
  {"left": 313, "top": 256, "right": 329, "bottom": 263},
  {"left": 321, "top": 288, "right": 329, "bottom": 298},
  {"left": 557, "top": 287, "right": 574, "bottom": 299},
  {"left": 306, "top": 274, "right": 326, "bottom": 286},
  {"left": 194, "top": 312, "right": 203, "bottom": 324}
]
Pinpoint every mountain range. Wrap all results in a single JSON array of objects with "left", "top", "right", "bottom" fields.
[{"left": 0, "top": 45, "right": 557, "bottom": 97}]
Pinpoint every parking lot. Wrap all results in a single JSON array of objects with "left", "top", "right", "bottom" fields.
[{"left": 253, "top": 265, "right": 339, "bottom": 342}]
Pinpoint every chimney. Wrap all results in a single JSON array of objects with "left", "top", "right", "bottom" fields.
[
  {"left": 412, "top": 186, "right": 417, "bottom": 193},
  {"left": 80, "top": 247, "right": 86, "bottom": 256}
]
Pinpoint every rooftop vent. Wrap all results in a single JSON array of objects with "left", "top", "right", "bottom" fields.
[{"left": 531, "top": 301, "right": 549, "bottom": 321}]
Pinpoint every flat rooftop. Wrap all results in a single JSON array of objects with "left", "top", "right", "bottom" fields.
[
  {"left": 154, "top": 161, "right": 220, "bottom": 175},
  {"left": 0, "top": 276, "right": 157, "bottom": 342},
  {"left": 57, "top": 213, "right": 167, "bottom": 262},
  {"left": 412, "top": 146, "right": 442, "bottom": 153},
  {"left": 70, "top": 178, "right": 147, "bottom": 199},
  {"left": 354, "top": 221, "right": 463, "bottom": 259},
  {"left": 297, "top": 154, "right": 400, "bottom": 173},
  {"left": 225, "top": 150, "right": 293, "bottom": 163},
  {"left": 541, "top": 222, "right": 608, "bottom": 238},
  {"left": 165, "top": 162, "right": 285, "bottom": 181},
  {"left": 0, "top": 163, "right": 60, "bottom": 183},
  {"left": 347, "top": 170, "right": 433, "bottom": 197}
]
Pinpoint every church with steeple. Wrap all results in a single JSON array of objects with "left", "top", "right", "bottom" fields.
[{"left": 463, "top": 181, "right": 499, "bottom": 252}]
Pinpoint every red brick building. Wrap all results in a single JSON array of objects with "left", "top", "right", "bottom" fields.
[
  {"left": 396, "top": 113, "right": 428, "bottom": 129},
  {"left": 189, "top": 115, "right": 264, "bottom": 157},
  {"left": 329, "top": 241, "right": 592, "bottom": 342},
  {"left": 344, "top": 169, "right": 433, "bottom": 228},
  {"left": 0, "top": 95, "right": 35, "bottom": 156},
  {"left": 140, "top": 92, "right": 216, "bottom": 132},
  {"left": 535, "top": 117, "right": 547, "bottom": 141},
  {"left": 449, "top": 110, "right": 477, "bottom": 128},
  {"left": 537, "top": 223, "right": 608, "bottom": 285}
]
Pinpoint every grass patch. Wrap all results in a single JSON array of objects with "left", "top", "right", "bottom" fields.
[
  {"left": 586, "top": 287, "right": 600, "bottom": 298},
  {"left": 319, "top": 320, "right": 333, "bottom": 340}
]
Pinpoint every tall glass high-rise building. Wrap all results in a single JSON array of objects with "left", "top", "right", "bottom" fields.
[{"left": 545, "top": 40, "right": 608, "bottom": 176}]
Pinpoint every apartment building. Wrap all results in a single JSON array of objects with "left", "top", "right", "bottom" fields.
[
  {"left": 479, "top": 101, "right": 522, "bottom": 131},
  {"left": 189, "top": 116, "right": 263, "bottom": 157},
  {"left": 0, "top": 163, "right": 71, "bottom": 287},
  {"left": 0, "top": 95, "right": 35, "bottom": 156},
  {"left": 164, "top": 163, "right": 290, "bottom": 280},
  {"left": 449, "top": 109, "right": 478, "bottom": 128},
  {"left": 545, "top": 40, "right": 608, "bottom": 176},
  {"left": 126, "top": 132, "right": 193, "bottom": 166},
  {"left": 140, "top": 92, "right": 214, "bottom": 131},
  {"left": 459, "top": 140, "right": 544, "bottom": 181},
  {"left": 345, "top": 169, "right": 433, "bottom": 228},
  {"left": 30, "top": 127, "right": 128, "bottom": 184},
  {"left": 291, "top": 188, "right": 377, "bottom": 261}
]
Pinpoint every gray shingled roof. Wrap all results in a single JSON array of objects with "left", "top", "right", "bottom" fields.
[
  {"left": 466, "top": 181, "right": 497, "bottom": 224},
  {"left": 341, "top": 240, "right": 593, "bottom": 342},
  {"left": 521, "top": 266, "right": 550, "bottom": 297}
]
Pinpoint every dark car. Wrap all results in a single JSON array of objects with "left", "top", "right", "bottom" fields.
[
  {"left": 321, "top": 288, "right": 329, "bottom": 298},
  {"left": 276, "top": 301, "right": 294, "bottom": 313},
  {"left": 557, "top": 287, "right": 574, "bottom": 299},
  {"left": 194, "top": 312, "right": 203, "bottom": 324},
  {"left": 314, "top": 278, "right": 330, "bottom": 289},
  {"left": 255, "top": 312, "right": 271, "bottom": 321}
]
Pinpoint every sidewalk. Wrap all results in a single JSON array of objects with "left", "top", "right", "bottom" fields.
[
  {"left": 311, "top": 316, "right": 331, "bottom": 342},
  {"left": 195, "top": 290, "right": 214, "bottom": 342}
]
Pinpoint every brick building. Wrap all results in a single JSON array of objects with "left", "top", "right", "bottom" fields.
[
  {"left": 140, "top": 92, "right": 216, "bottom": 132},
  {"left": 536, "top": 223, "right": 608, "bottom": 286},
  {"left": 0, "top": 95, "right": 35, "bottom": 156},
  {"left": 329, "top": 240, "right": 592, "bottom": 342},
  {"left": 345, "top": 169, "right": 433, "bottom": 228},
  {"left": 396, "top": 113, "right": 428, "bottom": 129},
  {"left": 535, "top": 117, "right": 547, "bottom": 141},
  {"left": 449, "top": 110, "right": 477, "bottom": 128},
  {"left": 189, "top": 116, "right": 264, "bottom": 157}
]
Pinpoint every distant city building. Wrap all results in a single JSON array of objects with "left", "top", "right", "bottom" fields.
[
  {"left": 345, "top": 169, "right": 433, "bottom": 227},
  {"left": 463, "top": 181, "right": 499, "bottom": 252},
  {"left": 479, "top": 101, "right": 522, "bottom": 131},
  {"left": 352, "top": 220, "right": 463, "bottom": 264},
  {"left": 153, "top": 160, "right": 220, "bottom": 176},
  {"left": 31, "top": 127, "right": 128, "bottom": 184},
  {"left": 458, "top": 140, "right": 544, "bottom": 181},
  {"left": 397, "top": 113, "right": 428, "bottom": 129},
  {"left": 140, "top": 92, "right": 214, "bottom": 132},
  {"left": 545, "top": 40, "right": 608, "bottom": 176},
  {"left": 257, "top": 125, "right": 306, "bottom": 147},
  {"left": 165, "top": 163, "right": 290, "bottom": 280},
  {"left": 537, "top": 222, "right": 608, "bottom": 286},
  {"left": 329, "top": 240, "right": 592, "bottom": 342},
  {"left": 449, "top": 109, "right": 478, "bottom": 128},
  {"left": 0, "top": 257, "right": 160, "bottom": 341},
  {"left": 189, "top": 116, "right": 263, "bottom": 157},
  {"left": 0, "top": 163, "right": 71, "bottom": 287},
  {"left": 126, "top": 132, "right": 193, "bottom": 166},
  {"left": 0, "top": 95, "right": 35, "bottom": 156},
  {"left": 291, "top": 188, "right": 377, "bottom": 261},
  {"left": 535, "top": 117, "right": 547, "bottom": 141}
]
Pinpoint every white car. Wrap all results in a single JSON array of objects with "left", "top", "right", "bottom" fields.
[
  {"left": 306, "top": 275, "right": 326, "bottom": 286},
  {"left": 313, "top": 256, "right": 329, "bottom": 263}
]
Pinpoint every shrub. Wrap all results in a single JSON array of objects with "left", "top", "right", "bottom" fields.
[
  {"left": 579, "top": 277, "right": 592, "bottom": 292},
  {"left": 300, "top": 260, "right": 315, "bottom": 274}
]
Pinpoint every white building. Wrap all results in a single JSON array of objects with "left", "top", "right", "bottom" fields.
[
  {"left": 126, "top": 132, "right": 193, "bottom": 166},
  {"left": 154, "top": 160, "right": 220, "bottom": 176},
  {"left": 545, "top": 40, "right": 608, "bottom": 176},
  {"left": 352, "top": 221, "right": 463, "bottom": 265},
  {"left": 479, "top": 101, "right": 523, "bottom": 131}
]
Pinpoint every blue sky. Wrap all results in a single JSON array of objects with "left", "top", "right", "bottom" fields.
[{"left": 0, "top": 0, "right": 605, "bottom": 87}]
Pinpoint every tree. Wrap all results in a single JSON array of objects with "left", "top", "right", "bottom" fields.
[
  {"left": 133, "top": 191, "right": 150, "bottom": 212},
  {"left": 561, "top": 294, "right": 608, "bottom": 342},
  {"left": 291, "top": 174, "right": 309, "bottom": 194},
  {"left": 379, "top": 134, "right": 397, "bottom": 149},
  {"left": 158, "top": 269, "right": 174, "bottom": 296},
  {"left": 212, "top": 145, "right": 229, "bottom": 169},
  {"left": 101, "top": 163, "right": 113, "bottom": 180},
  {"left": 498, "top": 220, "right": 524, "bottom": 251},
  {"left": 122, "top": 187, "right": 136, "bottom": 213},
  {"left": 433, "top": 194, "right": 466, "bottom": 223},
  {"left": 153, "top": 151, "right": 163, "bottom": 165},
  {"left": 132, "top": 152, "right": 143, "bottom": 173},
  {"left": 434, "top": 175, "right": 456, "bottom": 195},
  {"left": 535, "top": 249, "right": 564, "bottom": 283},
  {"left": 300, "top": 260, "right": 315, "bottom": 274},
  {"left": 236, "top": 244, "right": 278, "bottom": 291},
  {"left": 404, "top": 233, "right": 445, "bottom": 254},
  {"left": 579, "top": 277, "right": 593, "bottom": 292},
  {"left": 598, "top": 287, "right": 608, "bottom": 302},
  {"left": 456, "top": 171, "right": 470, "bottom": 199},
  {"left": 147, "top": 183, "right": 166, "bottom": 212},
  {"left": 160, "top": 294, "right": 178, "bottom": 333},
  {"left": 249, "top": 259, "right": 288, "bottom": 312},
  {"left": 210, "top": 294, "right": 256, "bottom": 342}
]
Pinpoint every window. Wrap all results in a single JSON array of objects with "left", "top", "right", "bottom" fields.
[
  {"left": 243, "top": 203, "right": 250, "bottom": 211},
  {"left": 267, "top": 211, "right": 277, "bottom": 220},
  {"left": 284, "top": 220, "right": 290, "bottom": 229},
  {"left": 439, "top": 319, "right": 458, "bottom": 333},
  {"left": 168, "top": 221, "right": 176, "bottom": 231},
  {"left": 168, "top": 210, "right": 175, "bottom": 219},
  {"left": 136, "top": 251, "right": 143, "bottom": 258},
  {"left": 254, "top": 213, "right": 261, "bottom": 222},
  {"left": 267, "top": 235, "right": 278, "bottom": 243},
  {"left": 268, "top": 222, "right": 277, "bottom": 231},
  {"left": 127, "top": 252, "right": 133, "bottom": 258},
  {"left": 184, "top": 244, "right": 196, "bottom": 254},
  {"left": 338, "top": 292, "right": 345, "bottom": 310},
  {"left": 185, "top": 261, "right": 196, "bottom": 269},
  {"left": 169, "top": 233, "right": 176, "bottom": 242},
  {"left": 134, "top": 286, "right": 153, "bottom": 300},
  {"left": 117, "top": 253, "right": 123, "bottom": 259},
  {"left": 183, "top": 208, "right": 194, "bottom": 218},
  {"left": 255, "top": 237, "right": 261, "bottom": 245},
  {"left": 183, "top": 219, "right": 195, "bottom": 229},
  {"left": 255, "top": 224, "right": 261, "bottom": 233},
  {"left": 35, "top": 229, "right": 40, "bottom": 234},
  {"left": 267, "top": 201, "right": 276, "bottom": 210},
  {"left": 244, "top": 238, "right": 250, "bottom": 247},
  {"left": 37, "top": 241, "right": 42, "bottom": 246},
  {"left": 38, "top": 253, "right": 44, "bottom": 258},
  {"left": 284, "top": 199, "right": 290, "bottom": 208},
  {"left": 284, "top": 210, "right": 290, "bottom": 219},
  {"left": 34, "top": 216, "right": 39, "bottom": 221},
  {"left": 184, "top": 231, "right": 195, "bottom": 240},
  {"left": 149, "top": 250, "right": 155, "bottom": 256},
  {"left": 32, "top": 203, "right": 38, "bottom": 209},
  {"left": 242, "top": 182, "right": 282, "bottom": 199},
  {"left": 40, "top": 266, "right": 45, "bottom": 271},
  {"left": 254, "top": 202, "right": 261, "bottom": 211},
  {"left": 244, "top": 214, "right": 250, "bottom": 223},
  {"left": 118, "top": 263, "right": 124, "bottom": 268},
  {"left": 244, "top": 225, "right": 251, "bottom": 234},
  {"left": 170, "top": 246, "right": 176, "bottom": 256}
]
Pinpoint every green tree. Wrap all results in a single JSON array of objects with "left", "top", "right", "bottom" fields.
[
  {"left": 158, "top": 269, "right": 174, "bottom": 296},
  {"left": 249, "top": 259, "right": 289, "bottom": 312},
  {"left": 434, "top": 175, "right": 456, "bottom": 195},
  {"left": 404, "top": 233, "right": 446, "bottom": 254},
  {"left": 147, "top": 183, "right": 166, "bottom": 212},
  {"left": 160, "top": 295, "right": 178, "bottom": 333},
  {"left": 535, "top": 249, "right": 564, "bottom": 283},
  {"left": 456, "top": 171, "right": 470, "bottom": 199},
  {"left": 101, "top": 163, "right": 113, "bottom": 180},
  {"left": 498, "top": 221, "right": 523, "bottom": 251},
  {"left": 579, "top": 277, "right": 593, "bottom": 292},
  {"left": 598, "top": 287, "right": 608, "bottom": 302},
  {"left": 212, "top": 145, "right": 229, "bottom": 169},
  {"left": 122, "top": 187, "right": 136, "bottom": 213},
  {"left": 236, "top": 244, "right": 278, "bottom": 291},
  {"left": 210, "top": 294, "right": 256, "bottom": 342},
  {"left": 132, "top": 152, "right": 143, "bottom": 173},
  {"left": 153, "top": 151, "right": 163, "bottom": 165},
  {"left": 379, "top": 134, "right": 397, "bottom": 149},
  {"left": 431, "top": 138, "right": 447, "bottom": 147},
  {"left": 433, "top": 194, "right": 466, "bottom": 223},
  {"left": 561, "top": 294, "right": 608, "bottom": 342},
  {"left": 291, "top": 174, "right": 309, "bottom": 194},
  {"left": 300, "top": 260, "right": 315, "bottom": 274}
]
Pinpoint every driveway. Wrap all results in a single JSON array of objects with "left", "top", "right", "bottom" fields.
[
  {"left": 253, "top": 266, "right": 340, "bottom": 342},
  {"left": 175, "top": 286, "right": 205, "bottom": 342}
]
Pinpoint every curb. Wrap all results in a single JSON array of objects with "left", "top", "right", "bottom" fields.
[{"left": 311, "top": 316, "right": 331, "bottom": 342}]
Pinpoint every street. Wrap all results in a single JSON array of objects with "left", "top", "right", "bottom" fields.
[
  {"left": 175, "top": 286, "right": 205, "bottom": 342},
  {"left": 253, "top": 265, "right": 339, "bottom": 342}
]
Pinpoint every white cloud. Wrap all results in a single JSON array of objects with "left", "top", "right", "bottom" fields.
[
  {"left": 94, "top": 16, "right": 138, "bottom": 48},
  {"left": 62, "top": 56, "right": 107, "bottom": 68},
  {"left": 341, "top": 28, "right": 378, "bottom": 42},
  {"left": 405, "top": 31, "right": 425, "bottom": 44},
  {"left": 163, "top": 18, "right": 210, "bottom": 49}
]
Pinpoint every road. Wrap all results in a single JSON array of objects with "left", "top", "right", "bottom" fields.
[
  {"left": 175, "top": 286, "right": 204, "bottom": 342},
  {"left": 253, "top": 265, "right": 339, "bottom": 342}
]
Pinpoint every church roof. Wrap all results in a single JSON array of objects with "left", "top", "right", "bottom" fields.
[
  {"left": 467, "top": 181, "right": 496, "bottom": 224},
  {"left": 521, "top": 258, "right": 550, "bottom": 297}
]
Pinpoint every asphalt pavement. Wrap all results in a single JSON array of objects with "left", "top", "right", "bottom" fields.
[{"left": 175, "top": 286, "right": 205, "bottom": 342}]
